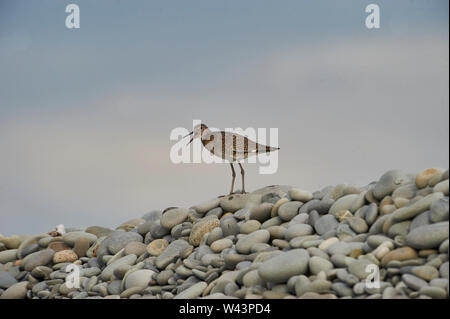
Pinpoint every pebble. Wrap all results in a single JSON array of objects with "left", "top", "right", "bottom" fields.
[
  {"left": 285, "top": 224, "right": 314, "bottom": 240},
  {"left": 147, "top": 239, "right": 168, "bottom": 256},
  {"left": 73, "top": 237, "right": 90, "bottom": 258},
  {"left": 210, "top": 238, "right": 233, "bottom": 253},
  {"left": 62, "top": 232, "right": 97, "bottom": 246},
  {"left": 173, "top": 282, "right": 208, "bottom": 299},
  {"left": 0, "top": 281, "right": 29, "bottom": 299},
  {"left": 22, "top": 249, "right": 55, "bottom": 272},
  {"left": 278, "top": 201, "right": 303, "bottom": 221},
  {"left": 101, "top": 254, "right": 137, "bottom": 280},
  {"left": 189, "top": 217, "right": 220, "bottom": 246},
  {"left": 156, "top": 239, "right": 192, "bottom": 269},
  {"left": 258, "top": 249, "right": 309, "bottom": 283},
  {"left": 329, "top": 194, "right": 360, "bottom": 215},
  {"left": 271, "top": 198, "right": 289, "bottom": 217},
  {"left": 419, "top": 286, "right": 447, "bottom": 299},
  {"left": 402, "top": 274, "right": 428, "bottom": 290},
  {"left": 47, "top": 241, "right": 71, "bottom": 252},
  {"left": 124, "top": 241, "right": 147, "bottom": 256},
  {"left": 346, "top": 217, "right": 368, "bottom": 234},
  {"left": 373, "top": 170, "right": 412, "bottom": 199},
  {"left": 415, "top": 168, "right": 445, "bottom": 188},
  {"left": 125, "top": 269, "right": 155, "bottom": 290},
  {"left": 220, "top": 217, "right": 239, "bottom": 236},
  {"left": 433, "top": 179, "right": 449, "bottom": 195},
  {"left": 0, "top": 249, "right": 18, "bottom": 264},
  {"left": 430, "top": 198, "right": 449, "bottom": 223},
  {"left": 314, "top": 215, "right": 339, "bottom": 235},
  {"left": 406, "top": 222, "right": 449, "bottom": 249},
  {"left": 348, "top": 259, "right": 374, "bottom": 280},
  {"left": 309, "top": 256, "right": 333, "bottom": 275},
  {"left": 160, "top": 208, "right": 190, "bottom": 229},
  {"left": 288, "top": 188, "right": 313, "bottom": 202},
  {"left": 239, "top": 220, "right": 261, "bottom": 234},
  {"left": 53, "top": 250, "right": 78, "bottom": 263},
  {"left": 192, "top": 198, "right": 221, "bottom": 214},
  {"left": 0, "top": 271, "right": 18, "bottom": 289},
  {"left": 236, "top": 230, "right": 270, "bottom": 254},
  {"left": 249, "top": 203, "right": 273, "bottom": 223}
]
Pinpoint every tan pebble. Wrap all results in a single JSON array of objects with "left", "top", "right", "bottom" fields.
[
  {"left": 319, "top": 237, "right": 339, "bottom": 250},
  {"left": 53, "top": 250, "right": 78, "bottom": 263},
  {"left": 379, "top": 196, "right": 393, "bottom": 213},
  {"left": 418, "top": 249, "right": 438, "bottom": 257},
  {"left": 374, "top": 246, "right": 390, "bottom": 260},
  {"left": 415, "top": 168, "right": 445, "bottom": 189},
  {"left": 220, "top": 212, "right": 233, "bottom": 219},
  {"left": 393, "top": 197, "right": 410, "bottom": 208},
  {"left": 381, "top": 247, "right": 417, "bottom": 266},
  {"left": 381, "top": 204, "right": 396, "bottom": 215},
  {"left": 349, "top": 248, "right": 364, "bottom": 259},
  {"left": 147, "top": 239, "right": 168, "bottom": 256},
  {"left": 189, "top": 218, "right": 220, "bottom": 246}
]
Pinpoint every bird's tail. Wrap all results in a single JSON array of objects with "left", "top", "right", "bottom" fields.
[{"left": 256, "top": 145, "right": 280, "bottom": 153}]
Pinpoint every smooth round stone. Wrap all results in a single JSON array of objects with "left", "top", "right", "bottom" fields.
[
  {"left": 206, "top": 227, "right": 223, "bottom": 245},
  {"left": 210, "top": 239, "right": 233, "bottom": 253},
  {"left": 0, "top": 271, "right": 17, "bottom": 289},
  {"left": 85, "top": 226, "right": 113, "bottom": 238},
  {"left": 420, "top": 286, "right": 447, "bottom": 299},
  {"left": 160, "top": 208, "right": 190, "bottom": 229},
  {"left": 367, "top": 235, "right": 394, "bottom": 248},
  {"left": 220, "top": 217, "right": 239, "bottom": 236},
  {"left": 104, "top": 231, "right": 144, "bottom": 255},
  {"left": 236, "top": 230, "right": 270, "bottom": 254},
  {"left": 189, "top": 218, "right": 220, "bottom": 246},
  {"left": 192, "top": 198, "right": 221, "bottom": 214},
  {"left": 62, "top": 232, "right": 97, "bottom": 246},
  {"left": 125, "top": 269, "right": 155, "bottom": 290},
  {"left": 289, "top": 213, "right": 309, "bottom": 225},
  {"left": 402, "top": 274, "right": 428, "bottom": 290},
  {"left": 53, "top": 250, "right": 78, "bottom": 263},
  {"left": 258, "top": 249, "right": 310, "bottom": 283},
  {"left": 48, "top": 241, "right": 71, "bottom": 252},
  {"left": 0, "top": 281, "right": 29, "bottom": 299},
  {"left": 430, "top": 278, "right": 449, "bottom": 289},
  {"left": 156, "top": 239, "right": 192, "bottom": 269},
  {"left": 329, "top": 194, "right": 360, "bottom": 215},
  {"left": 206, "top": 207, "right": 223, "bottom": 218},
  {"left": 309, "top": 256, "right": 333, "bottom": 275},
  {"left": 278, "top": 201, "right": 303, "bottom": 221},
  {"left": 174, "top": 282, "right": 208, "bottom": 299},
  {"left": 124, "top": 241, "right": 147, "bottom": 256},
  {"left": 285, "top": 224, "right": 313, "bottom": 241},
  {"left": 234, "top": 208, "right": 250, "bottom": 220},
  {"left": 346, "top": 217, "right": 368, "bottom": 234},
  {"left": 239, "top": 220, "right": 261, "bottom": 234},
  {"left": 0, "top": 235, "right": 26, "bottom": 249},
  {"left": 22, "top": 249, "right": 55, "bottom": 272},
  {"left": 147, "top": 239, "right": 168, "bottom": 256},
  {"left": 430, "top": 198, "right": 449, "bottom": 223},
  {"left": 433, "top": 179, "right": 449, "bottom": 195},
  {"left": 314, "top": 215, "right": 338, "bottom": 235},
  {"left": 101, "top": 254, "right": 137, "bottom": 280},
  {"left": 156, "top": 269, "right": 173, "bottom": 285},
  {"left": 439, "top": 239, "right": 449, "bottom": 253},
  {"left": 249, "top": 203, "right": 274, "bottom": 223},
  {"left": 373, "top": 170, "right": 412, "bottom": 199},
  {"left": 392, "top": 183, "right": 417, "bottom": 200},
  {"left": 271, "top": 198, "right": 290, "bottom": 217},
  {"left": 348, "top": 259, "right": 374, "bottom": 280},
  {"left": 243, "top": 269, "right": 264, "bottom": 287},
  {"left": 120, "top": 287, "right": 143, "bottom": 298},
  {"left": 288, "top": 188, "right": 313, "bottom": 202},
  {"left": 416, "top": 168, "right": 445, "bottom": 189},
  {"left": 73, "top": 237, "right": 90, "bottom": 258},
  {"left": 364, "top": 203, "right": 379, "bottom": 225},
  {"left": 219, "top": 193, "right": 262, "bottom": 213},
  {"left": 440, "top": 262, "right": 449, "bottom": 279},
  {"left": 410, "top": 211, "right": 431, "bottom": 230},
  {"left": 267, "top": 226, "right": 286, "bottom": 239},
  {"left": 332, "top": 282, "right": 353, "bottom": 297},
  {"left": 0, "top": 249, "right": 18, "bottom": 264},
  {"left": 388, "top": 221, "right": 411, "bottom": 237},
  {"left": 149, "top": 223, "right": 170, "bottom": 239},
  {"left": 381, "top": 247, "right": 418, "bottom": 268},
  {"left": 319, "top": 237, "right": 339, "bottom": 251},
  {"left": 406, "top": 222, "right": 449, "bottom": 249},
  {"left": 327, "top": 241, "right": 363, "bottom": 256},
  {"left": 412, "top": 266, "right": 439, "bottom": 281}
]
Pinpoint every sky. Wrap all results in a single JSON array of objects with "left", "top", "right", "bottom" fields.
[{"left": 0, "top": 0, "right": 448, "bottom": 236}]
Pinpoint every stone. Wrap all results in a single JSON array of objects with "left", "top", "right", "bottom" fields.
[
  {"left": 440, "top": 262, "right": 449, "bottom": 279},
  {"left": 47, "top": 241, "right": 71, "bottom": 252},
  {"left": 0, "top": 281, "right": 29, "bottom": 299},
  {"left": 85, "top": 226, "right": 113, "bottom": 238},
  {"left": 406, "top": 222, "right": 449, "bottom": 249},
  {"left": 53, "top": 250, "right": 78, "bottom": 263},
  {"left": 219, "top": 193, "right": 262, "bottom": 212},
  {"left": 415, "top": 168, "right": 445, "bottom": 188},
  {"left": 373, "top": 170, "right": 412, "bottom": 199},
  {"left": 101, "top": 231, "right": 143, "bottom": 257},
  {"left": 189, "top": 218, "right": 220, "bottom": 246},
  {"left": 236, "top": 230, "right": 270, "bottom": 254},
  {"left": 258, "top": 249, "right": 310, "bottom": 283},
  {"left": 309, "top": 256, "right": 333, "bottom": 275},
  {"left": 192, "top": 198, "right": 221, "bottom": 214},
  {"left": 0, "top": 271, "right": 17, "bottom": 289},
  {"left": 364, "top": 203, "right": 379, "bottom": 225},
  {"left": 346, "top": 217, "right": 368, "bottom": 234},
  {"left": 156, "top": 239, "right": 192, "bottom": 269},
  {"left": 220, "top": 217, "right": 239, "bottom": 236},
  {"left": 0, "top": 235, "right": 26, "bottom": 249},
  {"left": 73, "top": 237, "right": 90, "bottom": 258},
  {"left": 174, "top": 282, "right": 208, "bottom": 299},
  {"left": 271, "top": 198, "right": 290, "bottom": 217},
  {"left": 125, "top": 269, "right": 155, "bottom": 290},
  {"left": 381, "top": 247, "right": 418, "bottom": 266},
  {"left": 147, "top": 239, "right": 168, "bottom": 256},
  {"left": 402, "top": 274, "right": 428, "bottom": 290},
  {"left": 278, "top": 201, "right": 303, "bottom": 221},
  {"left": 210, "top": 238, "right": 233, "bottom": 253},
  {"left": 329, "top": 194, "right": 360, "bottom": 215},
  {"left": 430, "top": 198, "right": 449, "bottom": 223},
  {"left": 249, "top": 203, "right": 274, "bottom": 223},
  {"left": 124, "top": 241, "right": 147, "bottom": 256},
  {"left": 314, "top": 215, "right": 338, "bottom": 235},
  {"left": 288, "top": 188, "right": 313, "bottom": 202},
  {"left": 62, "top": 231, "right": 97, "bottom": 246},
  {"left": 412, "top": 266, "right": 439, "bottom": 281},
  {"left": 285, "top": 224, "right": 314, "bottom": 241},
  {"left": 101, "top": 254, "right": 137, "bottom": 281},
  {"left": 160, "top": 208, "right": 190, "bottom": 229},
  {"left": 348, "top": 259, "right": 374, "bottom": 280},
  {"left": 239, "top": 220, "right": 261, "bottom": 234},
  {"left": 410, "top": 211, "right": 431, "bottom": 230},
  {"left": 0, "top": 249, "right": 18, "bottom": 264},
  {"left": 319, "top": 237, "right": 339, "bottom": 251},
  {"left": 420, "top": 286, "right": 447, "bottom": 299},
  {"left": 433, "top": 179, "right": 449, "bottom": 195},
  {"left": 243, "top": 269, "right": 264, "bottom": 287},
  {"left": 22, "top": 249, "right": 55, "bottom": 271}
]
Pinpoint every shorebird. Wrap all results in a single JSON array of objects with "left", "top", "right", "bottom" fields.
[{"left": 184, "top": 123, "right": 280, "bottom": 194}]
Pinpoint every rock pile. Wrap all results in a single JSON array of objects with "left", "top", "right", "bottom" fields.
[{"left": 0, "top": 168, "right": 448, "bottom": 299}]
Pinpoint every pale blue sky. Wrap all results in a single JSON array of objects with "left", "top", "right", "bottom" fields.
[{"left": 0, "top": 0, "right": 448, "bottom": 235}]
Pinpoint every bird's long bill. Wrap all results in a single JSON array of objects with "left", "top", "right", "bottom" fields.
[{"left": 184, "top": 131, "right": 193, "bottom": 145}]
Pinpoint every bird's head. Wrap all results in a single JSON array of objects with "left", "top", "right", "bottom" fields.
[{"left": 184, "top": 123, "right": 209, "bottom": 145}]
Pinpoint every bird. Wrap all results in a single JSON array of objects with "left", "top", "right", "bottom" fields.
[{"left": 183, "top": 123, "right": 280, "bottom": 194}]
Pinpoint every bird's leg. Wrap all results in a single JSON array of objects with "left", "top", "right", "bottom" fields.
[
  {"left": 229, "top": 163, "right": 236, "bottom": 195},
  {"left": 238, "top": 162, "right": 246, "bottom": 194}
]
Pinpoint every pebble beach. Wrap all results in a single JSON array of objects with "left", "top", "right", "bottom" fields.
[{"left": 0, "top": 168, "right": 449, "bottom": 299}]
